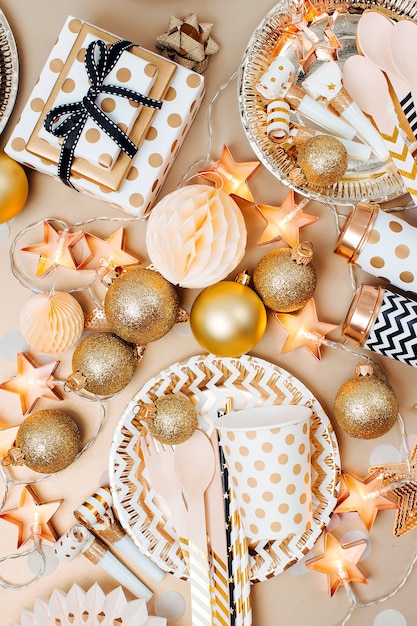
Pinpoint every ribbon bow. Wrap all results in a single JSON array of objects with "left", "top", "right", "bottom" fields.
[{"left": 44, "top": 38, "right": 163, "bottom": 186}]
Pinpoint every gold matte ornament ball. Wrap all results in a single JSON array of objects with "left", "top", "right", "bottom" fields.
[
  {"left": 297, "top": 135, "right": 348, "bottom": 186},
  {"left": 72, "top": 332, "right": 136, "bottom": 395},
  {"left": 334, "top": 365, "right": 398, "bottom": 439},
  {"left": 190, "top": 276, "right": 267, "bottom": 357},
  {"left": 145, "top": 395, "right": 199, "bottom": 445},
  {"left": 253, "top": 244, "right": 317, "bottom": 313},
  {"left": 104, "top": 268, "right": 179, "bottom": 345},
  {"left": 15, "top": 409, "right": 81, "bottom": 473},
  {"left": 0, "top": 152, "right": 29, "bottom": 223}
]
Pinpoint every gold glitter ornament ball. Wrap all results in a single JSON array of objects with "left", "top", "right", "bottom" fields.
[
  {"left": 297, "top": 135, "right": 348, "bottom": 186},
  {"left": 190, "top": 274, "right": 267, "bottom": 358},
  {"left": 139, "top": 395, "right": 199, "bottom": 445},
  {"left": 104, "top": 268, "right": 179, "bottom": 345},
  {"left": 334, "top": 365, "right": 398, "bottom": 439},
  {"left": 253, "top": 243, "right": 317, "bottom": 313},
  {"left": 72, "top": 332, "right": 136, "bottom": 395},
  {"left": 15, "top": 409, "right": 81, "bottom": 473}
]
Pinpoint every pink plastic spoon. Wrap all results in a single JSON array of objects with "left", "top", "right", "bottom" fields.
[
  {"left": 391, "top": 19, "right": 417, "bottom": 128},
  {"left": 357, "top": 10, "right": 417, "bottom": 142},
  {"left": 343, "top": 54, "right": 417, "bottom": 203}
]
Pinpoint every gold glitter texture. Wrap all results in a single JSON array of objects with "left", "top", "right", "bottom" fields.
[
  {"left": 334, "top": 366, "right": 398, "bottom": 439},
  {"left": 253, "top": 244, "right": 317, "bottom": 313},
  {"left": 71, "top": 332, "right": 136, "bottom": 396},
  {"left": 104, "top": 268, "right": 179, "bottom": 345},
  {"left": 297, "top": 135, "right": 348, "bottom": 186},
  {"left": 139, "top": 395, "right": 198, "bottom": 444},
  {"left": 13, "top": 409, "right": 81, "bottom": 474}
]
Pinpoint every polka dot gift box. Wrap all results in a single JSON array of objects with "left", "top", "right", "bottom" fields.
[
  {"left": 5, "top": 16, "right": 205, "bottom": 216},
  {"left": 334, "top": 201, "right": 417, "bottom": 295}
]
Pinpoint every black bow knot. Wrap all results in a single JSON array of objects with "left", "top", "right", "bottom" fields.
[{"left": 44, "top": 38, "right": 163, "bottom": 187}]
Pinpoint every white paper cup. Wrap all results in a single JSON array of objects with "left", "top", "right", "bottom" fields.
[{"left": 216, "top": 405, "right": 313, "bottom": 542}]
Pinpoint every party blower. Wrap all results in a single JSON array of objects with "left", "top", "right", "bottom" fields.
[
  {"left": 73, "top": 486, "right": 165, "bottom": 582},
  {"left": 302, "top": 60, "right": 389, "bottom": 162},
  {"left": 54, "top": 524, "right": 154, "bottom": 600},
  {"left": 256, "top": 56, "right": 356, "bottom": 140}
]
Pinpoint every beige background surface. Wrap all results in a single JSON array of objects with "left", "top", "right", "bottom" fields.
[{"left": 0, "top": 1, "right": 417, "bottom": 624}]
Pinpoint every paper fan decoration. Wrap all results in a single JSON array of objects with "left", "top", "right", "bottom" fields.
[
  {"left": 146, "top": 184, "right": 247, "bottom": 288},
  {"left": 11, "top": 582, "right": 166, "bottom": 626},
  {"left": 20, "top": 292, "right": 84, "bottom": 354}
]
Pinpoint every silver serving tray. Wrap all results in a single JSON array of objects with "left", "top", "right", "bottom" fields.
[
  {"left": 0, "top": 9, "right": 18, "bottom": 136},
  {"left": 238, "top": 0, "right": 417, "bottom": 206}
]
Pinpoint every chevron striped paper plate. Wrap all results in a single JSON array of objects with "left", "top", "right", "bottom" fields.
[
  {"left": 109, "top": 353, "right": 341, "bottom": 582},
  {"left": 0, "top": 9, "right": 18, "bottom": 136}
]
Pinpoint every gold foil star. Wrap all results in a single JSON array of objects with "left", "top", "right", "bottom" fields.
[
  {"left": 275, "top": 298, "right": 338, "bottom": 359},
  {"left": 198, "top": 144, "right": 260, "bottom": 203},
  {"left": 21, "top": 221, "right": 89, "bottom": 277},
  {"left": 333, "top": 472, "right": 397, "bottom": 531},
  {"left": 256, "top": 190, "right": 318, "bottom": 247},
  {"left": 368, "top": 437, "right": 417, "bottom": 536},
  {"left": 0, "top": 353, "right": 62, "bottom": 415},
  {"left": 0, "top": 485, "right": 62, "bottom": 548},
  {"left": 306, "top": 532, "right": 368, "bottom": 596},
  {"left": 77, "top": 227, "right": 141, "bottom": 271}
]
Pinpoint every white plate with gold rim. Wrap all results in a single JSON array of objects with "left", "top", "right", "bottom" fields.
[{"left": 109, "top": 353, "right": 340, "bottom": 582}]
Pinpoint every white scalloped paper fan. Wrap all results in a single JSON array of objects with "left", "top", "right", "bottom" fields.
[{"left": 11, "top": 582, "right": 166, "bottom": 626}]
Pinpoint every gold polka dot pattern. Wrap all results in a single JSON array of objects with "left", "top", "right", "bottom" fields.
[
  {"left": 217, "top": 405, "right": 313, "bottom": 542},
  {"left": 4, "top": 16, "right": 205, "bottom": 217},
  {"left": 356, "top": 212, "right": 417, "bottom": 292}
]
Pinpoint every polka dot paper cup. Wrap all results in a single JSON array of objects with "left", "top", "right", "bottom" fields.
[{"left": 216, "top": 405, "right": 313, "bottom": 542}]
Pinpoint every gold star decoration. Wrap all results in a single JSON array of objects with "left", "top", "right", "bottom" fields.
[
  {"left": 368, "top": 437, "right": 417, "bottom": 536},
  {"left": 0, "top": 485, "right": 62, "bottom": 548},
  {"left": 198, "top": 144, "right": 260, "bottom": 203},
  {"left": 275, "top": 298, "right": 338, "bottom": 359},
  {"left": 0, "top": 353, "right": 62, "bottom": 415},
  {"left": 21, "top": 221, "right": 89, "bottom": 277},
  {"left": 256, "top": 190, "right": 318, "bottom": 247},
  {"left": 155, "top": 13, "right": 219, "bottom": 73},
  {"left": 333, "top": 472, "right": 398, "bottom": 531},
  {"left": 77, "top": 227, "right": 141, "bottom": 272},
  {"left": 305, "top": 532, "right": 368, "bottom": 596}
]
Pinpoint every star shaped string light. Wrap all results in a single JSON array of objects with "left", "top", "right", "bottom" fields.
[
  {"left": 77, "top": 227, "right": 141, "bottom": 272},
  {"left": 256, "top": 190, "right": 318, "bottom": 247},
  {"left": 333, "top": 472, "right": 398, "bottom": 531},
  {"left": 0, "top": 485, "right": 62, "bottom": 548},
  {"left": 305, "top": 532, "right": 368, "bottom": 597},
  {"left": 0, "top": 424, "right": 19, "bottom": 458},
  {"left": 368, "top": 437, "right": 417, "bottom": 536},
  {"left": 0, "top": 352, "right": 62, "bottom": 415},
  {"left": 198, "top": 144, "right": 260, "bottom": 203},
  {"left": 275, "top": 298, "right": 338, "bottom": 359},
  {"left": 21, "top": 221, "right": 90, "bottom": 277}
]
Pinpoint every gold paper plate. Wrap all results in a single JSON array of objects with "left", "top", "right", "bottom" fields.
[
  {"left": 0, "top": 10, "right": 18, "bottom": 136},
  {"left": 238, "top": 0, "right": 416, "bottom": 206},
  {"left": 109, "top": 354, "right": 340, "bottom": 582}
]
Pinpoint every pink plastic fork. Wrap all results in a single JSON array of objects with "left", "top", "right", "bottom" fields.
[{"left": 140, "top": 435, "right": 188, "bottom": 538}]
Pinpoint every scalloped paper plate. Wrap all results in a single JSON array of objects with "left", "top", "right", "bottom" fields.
[{"left": 109, "top": 353, "right": 341, "bottom": 582}]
